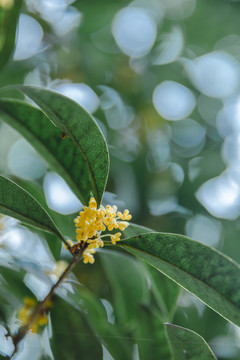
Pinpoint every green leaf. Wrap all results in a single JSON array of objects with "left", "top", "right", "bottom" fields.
[
  {"left": 0, "top": 175, "right": 64, "bottom": 242},
  {"left": 124, "top": 225, "right": 180, "bottom": 320},
  {"left": 11, "top": 177, "right": 77, "bottom": 240},
  {"left": 123, "top": 223, "right": 152, "bottom": 238},
  {"left": 42, "top": 232, "right": 62, "bottom": 261},
  {"left": 14, "top": 86, "right": 109, "bottom": 206},
  {"left": 118, "top": 232, "right": 240, "bottom": 327},
  {"left": 99, "top": 249, "right": 149, "bottom": 331},
  {"left": 145, "top": 264, "right": 180, "bottom": 321},
  {"left": 135, "top": 306, "right": 172, "bottom": 360},
  {"left": 59, "top": 283, "right": 133, "bottom": 360},
  {"left": 165, "top": 323, "right": 217, "bottom": 360},
  {"left": 51, "top": 297, "right": 103, "bottom": 360},
  {"left": 0, "top": 0, "right": 23, "bottom": 71},
  {"left": 0, "top": 98, "right": 91, "bottom": 206}
]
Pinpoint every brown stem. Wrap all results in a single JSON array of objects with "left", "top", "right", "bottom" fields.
[{"left": 10, "top": 244, "right": 87, "bottom": 358}]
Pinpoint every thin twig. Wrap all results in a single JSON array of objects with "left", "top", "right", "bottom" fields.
[{"left": 9, "top": 244, "right": 87, "bottom": 358}]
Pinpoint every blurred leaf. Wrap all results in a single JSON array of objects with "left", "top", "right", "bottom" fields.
[
  {"left": 58, "top": 284, "right": 133, "bottom": 360},
  {"left": 15, "top": 87, "right": 109, "bottom": 206},
  {"left": 0, "top": 267, "right": 32, "bottom": 300},
  {"left": 0, "top": 98, "right": 91, "bottom": 206},
  {"left": 12, "top": 177, "right": 77, "bottom": 240},
  {"left": 51, "top": 297, "right": 103, "bottom": 360},
  {"left": 0, "top": 0, "right": 23, "bottom": 71},
  {"left": 0, "top": 266, "right": 34, "bottom": 325},
  {"left": 99, "top": 249, "right": 149, "bottom": 331},
  {"left": 145, "top": 264, "right": 180, "bottom": 321},
  {"left": 118, "top": 233, "right": 240, "bottom": 327},
  {"left": 135, "top": 306, "right": 172, "bottom": 360},
  {"left": 165, "top": 323, "right": 217, "bottom": 360},
  {"left": 43, "top": 232, "right": 61, "bottom": 261},
  {"left": 0, "top": 175, "right": 64, "bottom": 241},
  {"left": 124, "top": 225, "right": 180, "bottom": 320}
]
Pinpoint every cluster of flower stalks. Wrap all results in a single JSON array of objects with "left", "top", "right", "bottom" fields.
[{"left": 70, "top": 197, "right": 132, "bottom": 264}]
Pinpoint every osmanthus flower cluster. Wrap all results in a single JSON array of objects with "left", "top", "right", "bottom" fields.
[
  {"left": 70, "top": 197, "right": 132, "bottom": 264},
  {"left": 17, "top": 297, "right": 52, "bottom": 334}
]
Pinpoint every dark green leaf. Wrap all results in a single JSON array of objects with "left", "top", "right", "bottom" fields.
[
  {"left": 124, "top": 225, "right": 180, "bottom": 320},
  {"left": 0, "top": 98, "right": 91, "bottom": 206},
  {"left": 10, "top": 176, "right": 77, "bottom": 240},
  {"left": 51, "top": 297, "right": 103, "bottom": 360},
  {"left": 118, "top": 232, "right": 240, "bottom": 327},
  {"left": 0, "top": 0, "right": 23, "bottom": 71},
  {"left": 43, "top": 232, "right": 62, "bottom": 261},
  {"left": 15, "top": 86, "right": 109, "bottom": 206},
  {"left": 0, "top": 175, "right": 64, "bottom": 242},
  {"left": 165, "top": 323, "right": 217, "bottom": 360}
]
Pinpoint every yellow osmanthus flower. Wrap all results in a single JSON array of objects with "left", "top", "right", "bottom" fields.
[
  {"left": 73, "top": 197, "right": 132, "bottom": 264},
  {"left": 82, "top": 248, "right": 96, "bottom": 264},
  {"left": 17, "top": 297, "right": 52, "bottom": 334}
]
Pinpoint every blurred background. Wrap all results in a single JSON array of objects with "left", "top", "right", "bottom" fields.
[{"left": 1, "top": 0, "right": 240, "bottom": 359}]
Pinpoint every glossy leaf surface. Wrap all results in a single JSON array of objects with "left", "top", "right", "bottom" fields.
[
  {"left": 15, "top": 86, "right": 109, "bottom": 206},
  {"left": 0, "top": 98, "right": 91, "bottom": 205},
  {"left": 118, "top": 232, "right": 240, "bottom": 327},
  {"left": 165, "top": 323, "right": 217, "bottom": 360},
  {"left": 0, "top": 175, "right": 63, "bottom": 241}
]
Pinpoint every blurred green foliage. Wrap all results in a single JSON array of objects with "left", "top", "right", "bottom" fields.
[{"left": 1, "top": 0, "right": 240, "bottom": 359}]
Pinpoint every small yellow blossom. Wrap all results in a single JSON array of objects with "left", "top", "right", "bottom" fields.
[
  {"left": 87, "top": 237, "right": 104, "bottom": 249},
  {"left": 82, "top": 248, "right": 96, "bottom": 264},
  {"left": 73, "top": 197, "right": 132, "bottom": 264},
  {"left": 17, "top": 297, "right": 52, "bottom": 334},
  {"left": 117, "top": 209, "right": 132, "bottom": 221},
  {"left": 110, "top": 232, "right": 121, "bottom": 245}
]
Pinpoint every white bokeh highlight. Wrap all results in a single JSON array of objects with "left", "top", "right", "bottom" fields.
[
  {"left": 185, "top": 52, "right": 240, "bottom": 99},
  {"left": 8, "top": 139, "right": 47, "bottom": 180},
  {"left": 153, "top": 81, "right": 196, "bottom": 121},
  {"left": 99, "top": 85, "right": 134, "bottom": 130},
  {"left": 112, "top": 7, "right": 157, "bottom": 58},
  {"left": 185, "top": 214, "right": 222, "bottom": 248},
  {"left": 0, "top": 325, "right": 14, "bottom": 357},
  {"left": 52, "top": 83, "right": 99, "bottom": 114},
  {"left": 152, "top": 26, "right": 184, "bottom": 65},
  {"left": 14, "top": 14, "right": 44, "bottom": 61},
  {"left": 171, "top": 118, "right": 206, "bottom": 148},
  {"left": 196, "top": 172, "right": 240, "bottom": 220},
  {"left": 43, "top": 172, "right": 82, "bottom": 215}
]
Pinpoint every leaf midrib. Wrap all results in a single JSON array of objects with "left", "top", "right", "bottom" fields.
[
  {"left": 120, "top": 244, "right": 240, "bottom": 322},
  {"left": 0, "top": 104, "right": 87, "bottom": 204},
  {"left": 17, "top": 92, "right": 100, "bottom": 204}
]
